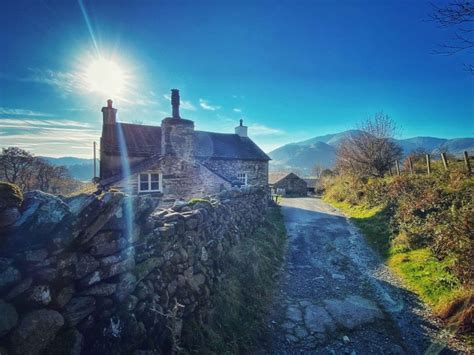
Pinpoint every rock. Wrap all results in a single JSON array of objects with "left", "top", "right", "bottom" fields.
[
  {"left": 24, "top": 249, "right": 49, "bottom": 263},
  {"left": 55, "top": 286, "right": 75, "bottom": 308},
  {"left": 27, "top": 285, "right": 52, "bottom": 306},
  {"left": 89, "top": 233, "right": 128, "bottom": 257},
  {"left": 187, "top": 273, "right": 205, "bottom": 291},
  {"left": 63, "top": 297, "right": 96, "bottom": 326},
  {"left": 135, "top": 257, "right": 160, "bottom": 282},
  {"left": 304, "top": 305, "right": 335, "bottom": 334},
  {"left": 45, "top": 328, "right": 83, "bottom": 355},
  {"left": 0, "top": 207, "right": 21, "bottom": 228},
  {"left": 57, "top": 253, "right": 78, "bottom": 269},
  {"left": 0, "top": 182, "right": 23, "bottom": 209},
  {"left": 5, "top": 277, "right": 32, "bottom": 300},
  {"left": 73, "top": 192, "right": 123, "bottom": 245},
  {"left": 81, "top": 283, "right": 117, "bottom": 296},
  {"left": 0, "top": 300, "right": 18, "bottom": 336},
  {"left": 123, "top": 295, "right": 138, "bottom": 311},
  {"left": 200, "top": 246, "right": 208, "bottom": 262},
  {"left": 342, "top": 335, "right": 350, "bottom": 344},
  {"left": 0, "top": 257, "right": 13, "bottom": 271},
  {"left": 14, "top": 191, "right": 70, "bottom": 233},
  {"left": 114, "top": 272, "right": 137, "bottom": 302},
  {"left": 11, "top": 309, "right": 64, "bottom": 355},
  {"left": 35, "top": 267, "right": 59, "bottom": 282},
  {"left": 171, "top": 200, "right": 188, "bottom": 211},
  {"left": 0, "top": 266, "right": 21, "bottom": 288},
  {"left": 323, "top": 295, "right": 384, "bottom": 330},
  {"left": 74, "top": 254, "right": 99, "bottom": 279},
  {"left": 294, "top": 325, "right": 308, "bottom": 339},
  {"left": 287, "top": 306, "right": 303, "bottom": 323}
]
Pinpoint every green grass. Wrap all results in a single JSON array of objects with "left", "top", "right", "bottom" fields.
[
  {"left": 181, "top": 206, "right": 287, "bottom": 354},
  {"left": 388, "top": 248, "right": 466, "bottom": 310},
  {"left": 323, "top": 196, "right": 467, "bottom": 313}
]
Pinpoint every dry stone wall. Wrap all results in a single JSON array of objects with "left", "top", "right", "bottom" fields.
[{"left": 0, "top": 186, "right": 268, "bottom": 354}]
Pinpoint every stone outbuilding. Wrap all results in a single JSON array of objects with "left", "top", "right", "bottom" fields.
[
  {"left": 269, "top": 172, "right": 308, "bottom": 196},
  {"left": 303, "top": 178, "right": 319, "bottom": 195},
  {"left": 99, "top": 89, "right": 270, "bottom": 203}
]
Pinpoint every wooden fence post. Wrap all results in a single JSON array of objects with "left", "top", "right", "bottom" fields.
[
  {"left": 395, "top": 160, "right": 400, "bottom": 176},
  {"left": 441, "top": 153, "right": 449, "bottom": 171},
  {"left": 426, "top": 154, "right": 431, "bottom": 175},
  {"left": 464, "top": 151, "right": 472, "bottom": 174},
  {"left": 408, "top": 157, "right": 414, "bottom": 175}
]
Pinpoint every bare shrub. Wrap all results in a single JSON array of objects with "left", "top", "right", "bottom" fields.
[{"left": 336, "top": 112, "right": 403, "bottom": 177}]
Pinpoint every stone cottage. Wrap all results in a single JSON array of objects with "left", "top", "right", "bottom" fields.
[
  {"left": 99, "top": 89, "right": 270, "bottom": 202},
  {"left": 269, "top": 172, "right": 307, "bottom": 196}
]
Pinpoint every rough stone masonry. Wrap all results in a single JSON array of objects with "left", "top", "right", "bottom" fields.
[{"left": 0, "top": 186, "right": 268, "bottom": 354}]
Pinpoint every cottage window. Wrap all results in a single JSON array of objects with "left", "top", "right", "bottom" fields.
[
  {"left": 138, "top": 173, "right": 162, "bottom": 192},
  {"left": 237, "top": 172, "right": 248, "bottom": 185}
]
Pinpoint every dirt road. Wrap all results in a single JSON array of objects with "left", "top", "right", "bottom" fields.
[{"left": 264, "top": 197, "right": 462, "bottom": 354}]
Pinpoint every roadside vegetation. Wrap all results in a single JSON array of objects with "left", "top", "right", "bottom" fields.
[
  {"left": 182, "top": 206, "right": 287, "bottom": 353},
  {"left": 322, "top": 113, "right": 473, "bottom": 342}
]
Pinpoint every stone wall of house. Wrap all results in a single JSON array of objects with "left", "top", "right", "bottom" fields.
[
  {"left": 110, "top": 157, "right": 232, "bottom": 202},
  {"left": 0, "top": 185, "right": 268, "bottom": 354},
  {"left": 201, "top": 159, "right": 268, "bottom": 186},
  {"left": 274, "top": 175, "right": 307, "bottom": 196}
]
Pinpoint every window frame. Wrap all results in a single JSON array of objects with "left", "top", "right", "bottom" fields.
[
  {"left": 237, "top": 172, "right": 248, "bottom": 186},
  {"left": 138, "top": 172, "right": 162, "bottom": 193}
]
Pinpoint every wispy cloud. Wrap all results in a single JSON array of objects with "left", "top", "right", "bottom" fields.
[
  {"left": 0, "top": 107, "right": 54, "bottom": 117},
  {"left": 233, "top": 108, "right": 242, "bottom": 113},
  {"left": 0, "top": 118, "right": 91, "bottom": 129},
  {"left": 0, "top": 118, "right": 99, "bottom": 158},
  {"left": 248, "top": 123, "right": 285, "bottom": 136},
  {"left": 163, "top": 94, "right": 196, "bottom": 111},
  {"left": 21, "top": 68, "right": 159, "bottom": 107},
  {"left": 199, "top": 98, "right": 221, "bottom": 111}
]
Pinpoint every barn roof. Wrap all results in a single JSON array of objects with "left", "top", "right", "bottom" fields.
[
  {"left": 102, "top": 123, "right": 270, "bottom": 161},
  {"left": 269, "top": 172, "right": 306, "bottom": 185}
]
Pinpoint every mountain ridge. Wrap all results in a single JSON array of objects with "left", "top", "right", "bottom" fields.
[{"left": 269, "top": 131, "right": 474, "bottom": 174}]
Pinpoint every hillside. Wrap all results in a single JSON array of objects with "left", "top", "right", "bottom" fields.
[
  {"left": 269, "top": 131, "right": 474, "bottom": 174},
  {"left": 40, "top": 156, "right": 98, "bottom": 181}
]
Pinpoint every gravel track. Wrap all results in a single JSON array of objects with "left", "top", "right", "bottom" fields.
[{"left": 260, "top": 197, "right": 467, "bottom": 355}]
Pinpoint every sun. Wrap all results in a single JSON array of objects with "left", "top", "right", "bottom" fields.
[{"left": 85, "top": 57, "right": 125, "bottom": 97}]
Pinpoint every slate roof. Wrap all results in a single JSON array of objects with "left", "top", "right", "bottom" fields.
[
  {"left": 194, "top": 131, "right": 270, "bottom": 161},
  {"left": 269, "top": 172, "right": 307, "bottom": 185},
  {"left": 268, "top": 172, "right": 292, "bottom": 185},
  {"left": 102, "top": 123, "right": 270, "bottom": 161},
  {"left": 303, "top": 178, "right": 319, "bottom": 187},
  {"left": 101, "top": 123, "right": 161, "bottom": 157}
]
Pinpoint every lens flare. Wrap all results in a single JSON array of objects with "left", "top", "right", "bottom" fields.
[{"left": 85, "top": 57, "right": 125, "bottom": 96}]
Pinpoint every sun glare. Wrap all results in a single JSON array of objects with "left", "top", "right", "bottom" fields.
[{"left": 85, "top": 57, "right": 125, "bottom": 96}]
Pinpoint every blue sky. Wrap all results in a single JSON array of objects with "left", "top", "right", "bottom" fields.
[{"left": 0, "top": 0, "right": 473, "bottom": 158}]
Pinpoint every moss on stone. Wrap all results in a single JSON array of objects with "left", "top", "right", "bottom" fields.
[{"left": 0, "top": 182, "right": 23, "bottom": 209}]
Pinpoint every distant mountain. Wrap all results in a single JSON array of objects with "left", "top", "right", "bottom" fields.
[
  {"left": 40, "top": 157, "right": 98, "bottom": 181},
  {"left": 269, "top": 131, "right": 474, "bottom": 174}
]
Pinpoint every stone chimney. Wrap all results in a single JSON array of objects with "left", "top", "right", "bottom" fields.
[
  {"left": 235, "top": 119, "right": 248, "bottom": 137},
  {"left": 101, "top": 99, "right": 117, "bottom": 125},
  {"left": 171, "top": 89, "right": 180, "bottom": 118},
  {"left": 161, "top": 89, "right": 195, "bottom": 158}
]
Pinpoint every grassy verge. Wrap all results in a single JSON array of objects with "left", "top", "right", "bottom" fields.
[
  {"left": 181, "top": 206, "right": 287, "bottom": 353},
  {"left": 323, "top": 197, "right": 470, "bottom": 317}
]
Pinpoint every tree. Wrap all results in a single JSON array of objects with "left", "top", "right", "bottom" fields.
[
  {"left": 0, "top": 147, "right": 75, "bottom": 193},
  {"left": 430, "top": 1, "right": 474, "bottom": 73},
  {"left": 311, "top": 162, "right": 323, "bottom": 179},
  {"left": 0, "top": 147, "right": 35, "bottom": 190},
  {"left": 336, "top": 112, "right": 403, "bottom": 177}
]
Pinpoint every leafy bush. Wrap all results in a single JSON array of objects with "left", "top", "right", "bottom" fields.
[{"left": 322, "top": 171, "right": 474, "bottom": 285}]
